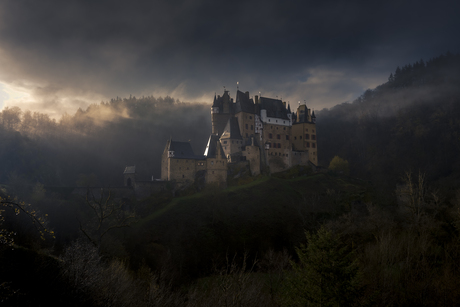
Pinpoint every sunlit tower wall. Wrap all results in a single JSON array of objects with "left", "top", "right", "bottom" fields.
[{"left": 291, "top": 104, "right": 318, "bottom": 165}]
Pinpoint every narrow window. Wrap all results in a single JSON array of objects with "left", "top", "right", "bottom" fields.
[
  {"left": 312, "top": 135, "right": 316, "bottom": 140},
  {"left": 312, "top": 143, "right": 316, "bottom": 148},
  {"left": 286, "top": 135, "right": 289, "bottom": 140},
  {"left": 305, "top": 134, "right": 310, "bottom": 140}
]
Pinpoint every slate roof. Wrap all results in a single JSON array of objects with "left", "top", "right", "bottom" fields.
[
  {"left": 168, "top": 140, "right": 205, "bottom": 160},
  {"left": 220, "top": 117, "right": 242, "bottom": 140},
  {"left": 204, "top": 134, "right": 226, "bottom": 159},
  {"left": 235, "top": 90, "right": 255, "bottom": 114},
  {"left": 259, "top": 97, "right": 289, "bottom": 120},
  {"left": 124, "top": 166, "right": 136, "bottom": 174}
]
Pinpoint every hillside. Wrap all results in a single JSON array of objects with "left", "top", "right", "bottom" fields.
[
  {"left": 124, "top": 172, "right": 370, "bottom": 278},
  {"left": 317, "top": 52, "right": 460, "bottom": 192}
]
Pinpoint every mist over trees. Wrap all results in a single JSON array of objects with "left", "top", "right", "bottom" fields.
[
  {"left": 317, "top": 52, "right": 460, "bottom": 192},
  {"left": 0, "top": 95, "right": 210, "bottom": 186}
]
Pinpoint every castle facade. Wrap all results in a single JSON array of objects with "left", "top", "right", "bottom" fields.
[
  {"left": 124, "top": 89, "right": 317, "bottom": 190},
  {"left": 159, "top": 89, "right": 317, "bottom": 187}
]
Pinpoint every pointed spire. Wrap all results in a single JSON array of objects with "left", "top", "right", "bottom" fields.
[{"left": 287, "top": 103, "right": 291, "bottom": 113}]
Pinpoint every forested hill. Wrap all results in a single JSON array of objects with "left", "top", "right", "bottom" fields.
[
  {"left": 0, "top": 96, "right": 210, "bottom": 186},
  {"left": 317, "top": 52, "right": 460, "bottom": 192}
]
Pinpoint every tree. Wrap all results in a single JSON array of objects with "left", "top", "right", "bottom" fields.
[
  {"left": 1, "top": 106, "right": 22, "bottom": 130},
  {"left": 78, "top": 189, "right": 135, "bottom": 251},
  {"left": 0, "top": 196, "right": 54, "bottom": 246},
  {"left": 328, "top": 156, "right": 349, "bottom": 175},
  {"left": 284, "top": 226, "right": 361, "bottom": 307}
]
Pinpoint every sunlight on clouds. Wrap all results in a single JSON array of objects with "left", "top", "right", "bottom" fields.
[{"left": 0, "top": 81, "right": 36, "bottom": 110}]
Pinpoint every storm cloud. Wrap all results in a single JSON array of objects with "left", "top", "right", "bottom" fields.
[{"left": 0, "top": 0, "right": 459, "bottom": 114}]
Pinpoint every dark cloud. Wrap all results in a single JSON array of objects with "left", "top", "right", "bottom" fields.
[{"left": 0, "top": 0, "right": 459, "bottom": 113}]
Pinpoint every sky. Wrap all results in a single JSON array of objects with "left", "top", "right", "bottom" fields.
[{"left": 0, "top": 0, "right": 459, "bottom": 118}]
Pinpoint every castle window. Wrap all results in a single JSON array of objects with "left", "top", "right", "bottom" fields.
[
  {"left": 251, "top": 125, "right": 253, "bottom": 130},
  {"left": 223, "top": 140, "right": 227, "bottom": 144},
  {"left": 305, "top": 134, "right": 310, "bottom": 140},
  {"left": 246, "top": 133, "right": 248, "bottom": 137},
  {"left": 306, "top": 142, "right": 310, "bottom": 148},
  {"left": 211, "top": 161, "right": 214, "bottom": 165},
  {"left": 312, "top": 135, "right": 316, "bottom": 140},
  {"left": 182, "top": 175, "right": 184, "bottom": 178},
  {"left": 249, "top": 116, "right": 252, "bottom": 119},
  {"left": 300, "top": 136, "right": 302, "bottom": 139},
  {"left": 276, "top": 120, "right": 278, "bottom": 123},
  {"left": 312, "top": 143, "right": 316, "bottom": 148},
  {"left": 245, "top": 124, "right": 248, "bottom": 129},
  {"left": 286, "top": 135, "right": 289, "bottom": 140},
  {"left": 294, "top": 136, "right": 297, "bottom": 140},
  {"left": 277, "top": 134, "right": 280, "bottom": 139},
  {"left": 284, "top": 127, "right": 286, "bottom": 130},
  {"left": 306, "top": 128, "right": 309, "bottom": 132},
  {"left": 269, "top": 133, "right": 273, "bottom": 139},
  {"left": 268, "top": 119, "right": 270, "bottom": 122}
]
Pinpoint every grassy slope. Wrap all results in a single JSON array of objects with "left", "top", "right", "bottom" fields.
[{"left": 125, "top": 172, "right": 371, "bottom": 278}]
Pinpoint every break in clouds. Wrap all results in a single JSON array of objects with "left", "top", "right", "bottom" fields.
[{"left": 0, "top": 0, "right": 460, "bottom": 115}]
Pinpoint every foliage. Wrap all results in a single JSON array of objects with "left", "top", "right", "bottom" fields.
[
  {"left": 328, "top": 156, "right": 350, "bottom": 175},
  {"left": 283, "top": 226, "right": 361, "bottom": 307},
  {"left": 0, "top": 196, "right": 54, "bottom": 246}
]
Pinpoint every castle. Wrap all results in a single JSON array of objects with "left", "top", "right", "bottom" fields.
[{"left": 124, "top": 89, "right": 317, "bottom": 192}]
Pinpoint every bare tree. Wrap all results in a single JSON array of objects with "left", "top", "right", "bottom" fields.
[{"left": 78, "top": 188, "right": 135, "bottom": 251}]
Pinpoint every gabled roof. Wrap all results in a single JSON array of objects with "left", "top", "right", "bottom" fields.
[
  {"left": 168, "top": 140, "right": 204, "bottom": 159},
  {"left": 124, "top": 166, "right": 136, "bottom": 174},
  {"left": 204, "top": 134, "right": 226, "bottom": 159},
  {"left": 220, "top": 117, "right": 242, "bottom": 140},
  {"left": 259, "top": 97, "right": 289, "bottom": 120},
  {"left": 235, "top": 90, "right": 255, "bottom": 114}
]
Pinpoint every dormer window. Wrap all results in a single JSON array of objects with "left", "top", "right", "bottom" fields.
[{"left": 168, "top": 151, "right": 175, "bottom": 157}]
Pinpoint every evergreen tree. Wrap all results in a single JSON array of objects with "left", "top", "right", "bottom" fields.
[{"left": 285, "top": 226, "right": 361, "bottom": 307}]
